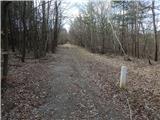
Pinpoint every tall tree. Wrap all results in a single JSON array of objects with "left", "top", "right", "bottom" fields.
[
  {"left": 1, "top": 1, "right": 11, "bottom": 81},
  {"left": 151, "top": 0, "right": 159, "bottom": 61},
  {"left": 52, "top": 0, "right": 61, "bottom": 53},
  {"left": 21, "top": 1, "right": 26, "bottom": 62}
]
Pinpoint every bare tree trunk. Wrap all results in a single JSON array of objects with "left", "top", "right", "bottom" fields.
[
  {"left": 152, "top": 0, "right": 159, "bottom": 61},
  {"left": 89, "top": 2, "right": 94, "bottom": 52},
  {"left": 121, "top": 1, "right": 125, "bottom": 54},
  {"left": 131, "top": 21, "right": 134, "bottom": 56},
  {"left": 41, "top": 1, "right": 47, "bottom": 57},
  {"left": 21, "top": 2, "right": 26, "bottom": 62},
  {"left": 8, "top": 8, "right": 15, "bottom": 52},
  {"left": 134, "top": 1, "right": 138, "bottom": 57},
  {"left": 52, "top": 0, "right": 60, "bottom": 53},
  {"left": 2, "top": 1, "right": 11, "bottom": 81},
  {"left": 45, "top": 1, "right": 51, "bottom": 53},
  {"left": 101, "top": 21, "right": 105, "bottom": 54},
  {"left": 141, "top": 22, "right": 147, "bottom": 58}
]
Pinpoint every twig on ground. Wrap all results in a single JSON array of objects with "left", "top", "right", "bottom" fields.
[{"left": 126, "top": 98, "right": 132, "bottom": 120}]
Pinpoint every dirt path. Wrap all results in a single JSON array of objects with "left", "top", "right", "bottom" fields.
[
  {"left": 2, "top": 44, "right": 160, "bottom": 120},
  {"left": 30, "top": 45, "right": 129, "bottom": 120}
]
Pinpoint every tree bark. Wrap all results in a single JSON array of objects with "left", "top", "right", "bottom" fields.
[
  {"left": 2, "top": 1, "right": 11, "bottom": 81},
  {"left": 152, "top": 0, "right": 159, "bottom": 61},
  {"left": 52, "top": 0, "right": 60, "bottom": 53},
  {"left": 21, "top": 2, "right": 26, "bottom": 62}
]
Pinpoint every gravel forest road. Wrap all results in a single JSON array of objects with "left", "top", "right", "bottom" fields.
[{"left": 33, "top": 44, "right": 129, "bottom": 120}]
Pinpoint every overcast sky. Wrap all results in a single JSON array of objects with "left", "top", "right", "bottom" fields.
[{"left": 62, "top": 0, "right": 88, "bottom": 31}]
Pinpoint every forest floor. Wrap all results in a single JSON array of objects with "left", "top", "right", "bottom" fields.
[{"left": 2, "top": 44, "right": 160, "bottom": 120}]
